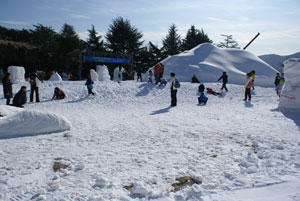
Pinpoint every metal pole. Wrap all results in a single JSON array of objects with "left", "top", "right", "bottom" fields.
[{"left": 243, "top": 32, "right": 260, "bottom": 50}]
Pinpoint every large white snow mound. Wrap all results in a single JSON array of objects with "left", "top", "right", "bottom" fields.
[
  {"left": 279, "top": 58, "right": 300, "bottom": 112},
  {"left": 7, "top": 66, "right": 25, "bottom": 83},
  {"left": 0, "top": 105, "right": 71, "bottom": 138},
  {"left": 48, "top": 72, "right": 63, "bottom": 81},
  {"left": 97, "top": 65, "right": 110, "bottom": 81},
  {"left": 161, "top": 43, "right": 278, "bottom": 87}
]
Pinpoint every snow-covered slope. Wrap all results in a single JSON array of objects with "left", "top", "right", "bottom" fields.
[
  {"left": 259, "top": 52, "right": 300, "bottom": 72},
  {"left": 0, "top": 80, "right": 299, "bottom": 201},
  {"left": 161, "top": 43, "right": 278, "bottom": 87}
]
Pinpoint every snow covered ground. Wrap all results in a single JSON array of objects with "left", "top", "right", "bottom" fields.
[{"left": 0, "top": 80, "right": 299, "bottom": 201}]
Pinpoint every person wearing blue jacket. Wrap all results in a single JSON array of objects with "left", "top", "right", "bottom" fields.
[{"left": 85, "top": 76, "right": 95, "bottom": 96}]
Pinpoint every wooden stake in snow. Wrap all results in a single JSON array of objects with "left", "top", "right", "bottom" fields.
[{"left": 243, "top": 32, "right": 260, "bottom": 50}]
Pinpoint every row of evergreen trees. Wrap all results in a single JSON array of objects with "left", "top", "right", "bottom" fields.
[{"left": 0, "top": 17, "right": 239, "bottom": 78}]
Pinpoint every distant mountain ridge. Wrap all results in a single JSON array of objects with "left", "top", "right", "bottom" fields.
[{"left": 259, "top": 52, "right": 300, "bottom": 72}]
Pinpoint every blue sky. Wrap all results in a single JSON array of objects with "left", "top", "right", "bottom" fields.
[{"left": 0, "top": 0, "right": 299, "bottom": 56}]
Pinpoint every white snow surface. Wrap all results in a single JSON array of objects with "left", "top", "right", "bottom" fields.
[
  {"left": 48, "top": 72, "right": 63, "bottom": 81},
  {"left": 0, "top": 105, "right": 71, "bottom": 138},
  {"left": 161, "top": 43, "right": 278, "bottom": 87},
  {"left": 7, "top": 66, "right": 25, "bottom": 83},
  {"left": 97, "top": 65, "right": 111, "bottom": 81},
  {"left": 279, "top": 58, "right": 300, "bottom": 112},
  {"left": 0, "top": 80, "right": 300, "bottom": 201}
]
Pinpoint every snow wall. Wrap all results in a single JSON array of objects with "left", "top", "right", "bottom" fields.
[
  {"left": 160, "top": 43, "right": 278, "bottom": 87},
  {"left": 113, "top": 67, "right": 122, "bottom": 82},
  {"left": 0, "top": 105, "right": 71, "bottom": 138},
  {"left": 279, "top": 58, "right": 300, "bottom": 112},
  {"left": 7, "top": 66, "right": 25, "bottom": 83},
  {"left": 96, "top": 65, "right": 110, "bottom": 81},
  {"left": 48, "top": 72, "right": 63, "bottom": 81}
]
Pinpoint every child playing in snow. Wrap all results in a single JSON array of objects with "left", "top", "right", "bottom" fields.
[
  {"left": 85, "top": 76, "right": 95, "bottom": 96},
  {"left": 206, "top": 88, "right": 222, "bottom": 96},
  {"left": 52, "top": 87, "right": 66, "bottom": 99},
  {"left": 244, "top": 73, "right": 254, "bottom": 101},
  {"left": 159, "top": 78, "right": 167, "bottom": 86},
  {"left": 198, "top": 84, "right": 208, "bottom": 105}
]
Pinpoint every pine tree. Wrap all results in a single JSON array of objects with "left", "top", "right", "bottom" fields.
[
  {"left": 105, "top": 17, "right": 143, "bottom": 54},
  {"left": 162, "top": 24, "right": 181, "bottom": 56},
  {"left": 181, "top": 25, "right": 212, "bottom": 51},
  {"left": 87, "top": 25, "right": 104, "bottom": 51},
  {"left": 217, "top": 34, "right": 240, "bottom": 49}
]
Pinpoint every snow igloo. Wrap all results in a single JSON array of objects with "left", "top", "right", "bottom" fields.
[
  {"left": 279, "top": 58, "right": 300, "bottom": 112},
  {"left": 7, "top": 66, "right": 25, "bottom": 83},
  {"left": 48, "top": 72, "right": 63, "bottom": 81}
]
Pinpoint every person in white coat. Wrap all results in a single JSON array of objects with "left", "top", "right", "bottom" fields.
[{"left": 170, "top": 72, "right": 178, "bottom": 106}]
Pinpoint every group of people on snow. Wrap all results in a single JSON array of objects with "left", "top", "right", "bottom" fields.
[{"left": 2, "top": 72, "right": 67, "bottom": 108}]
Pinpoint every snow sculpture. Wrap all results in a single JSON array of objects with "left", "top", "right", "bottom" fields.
[
  {"left": 7, "top": 66, "right": 25, "bottom": 83},
  {"left": 48, "top": 72, "right": 63, "bottom": 81},
  {"left": 113, "top": 67, "right": 122, "bottom": 82},
  {"left": 90, "top": 69, "right": 98, "bottom": 81},
  {"left": 279, "top": 58, "right": 300, "bottom": 112},
  {"left": 96, "top": 65, "right": 110, "bottom": 81}
]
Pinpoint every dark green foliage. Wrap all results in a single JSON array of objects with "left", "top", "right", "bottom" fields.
[
  {"left": 86, "top": 25, "right": 104, "bottom": 51},
  {"left": 162, "top": 24, "right": 181, "bottom": 56},
  {"left": 217, "top": 34, "right": 240, "bottom": 49},
  {"left": 105, "top": 17, "right": 143, "bottom": 54},
  {"left": 181, "top": 25, "right": 212, "bottom": 51}
]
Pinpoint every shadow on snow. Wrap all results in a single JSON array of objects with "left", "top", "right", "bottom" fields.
[{"left": 150, "top": 106, "right": 173, "bottom": 115}]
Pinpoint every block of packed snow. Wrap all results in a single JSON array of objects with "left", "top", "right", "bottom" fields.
[
  {"left": 96, "top": 65, "right": 110, "bottom": 81},
  {"left": 7, "top": 66, "right": 25, "bottom": 83},
  {"left": 48, "top": 72, "right": 63, "bottom": 81},
  {"left": 113, "top": 67, "right": 122, "bottom": 82},
  {"left": 131, "top": 182, "right": 148, "bottom": 197},
  {"left": 0, "top": 105, "right": 71, "bottom": 138},
  {"left": 90, "top": 69, "right": 98, "bottom": 81},
  {"left": 279, "top": 58, "right": 300, "bottom": 112}
]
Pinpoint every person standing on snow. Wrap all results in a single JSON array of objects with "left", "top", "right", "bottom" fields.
[
  {"left": 276, "top": 72, "right": 285, "bottom": 97},
  {"left": 85, "top": 75, "right": 95, "bottom": 96},
  {"left": 29, "top": 72, "right": 43, "bottom": 102},
  {"left": 169, "top": 72, "right": 179, "bottom": 106},
  {"left": 2, "top": 73, "right": 13, "bottom": 105},
  {"left": 244, "top": 73, "right": 253, "bottom": 101},
  {"left": 250, "top": 70, "right": 256, "bottom": 90},
  {"left": 274, "top": 73, "right": 280, "bottom": 87},
  {"left": 148, "top": 70, "right": 153, "bottom": 83},
  {"left": 137, "top": 68, "right": 142, "bottom": 82},
  {"left": 12, "top": 86, "right": 27, "bottom": 108},
  {"left": 154, "top": 63, "right": 162, "bottom": 85},
  {"left": 217, "top": 72, "right": 228, "bottom": 91}
]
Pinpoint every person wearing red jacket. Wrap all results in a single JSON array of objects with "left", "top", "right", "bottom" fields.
[
  {"left": 52, "top": 87, "right": 66, "bottom": 100},
  {"left": 154, "top": 64, "right": 162, "bottom": 84}
]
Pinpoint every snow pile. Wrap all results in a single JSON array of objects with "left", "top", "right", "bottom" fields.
[
  {"left": 0, "top": 105, "right": 71, "bottom": 138},
  {"left": 161, "top": 43, "right": 278, "bottom": 87},
  {"left": 7, "top": 66, "right": 25, "bottom": 83},
  {"left": 97, "top": 65, "right": 110, "bottom": 81},
  {"left": 90, "top": 69, "right": 98, "bottom": 81},
  {"left": 279, "top": 58, "right": 300, "bottom": 112},
  {"left": 48, "top": 72, "right": 63, "bottom": 81},
  {"left": 113, "top": 67, "right": 122, "bottom": 82}
]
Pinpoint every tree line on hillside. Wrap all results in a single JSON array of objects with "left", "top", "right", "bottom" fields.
[{"left": 0, "top": 17, "right": 239, "bottom": 79}]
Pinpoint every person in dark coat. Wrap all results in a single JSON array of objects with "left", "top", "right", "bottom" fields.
[
  {"left": 85, "top": 76, "right": 95, "bottom": 96},
  {"left": 29, "top": 73, "right": 43, "bottom": 102},
  {"left": 192, "top": 74, "right": 200, "bottom": 83},
  {"left": 169, "top": 72, "right": 178, "bottom": 106},
  {"left": 52, "top": 87, "right": 66, "bottom": 99},
  {"left": 137, "top": 68, "right": 142, "bottom": 82},
  {"left": 13, "top": 86, "right": 27, "bottom": 108},
  {"left": 274, "top": 73, "right": 280, "bottom": 87},
  {"left": 217, "top": 72, "right": 228, "bottom": 91},
  {"left": 2, "top": 73, "right": 13, "bottom": 105}
]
